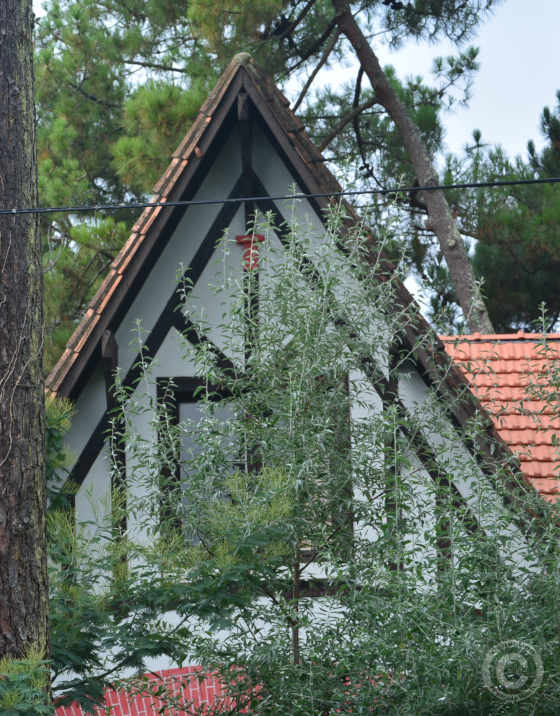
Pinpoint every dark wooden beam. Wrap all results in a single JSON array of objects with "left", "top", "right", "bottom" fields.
[
  {"left": 66, "top": 413, "right": 110, "bottom": 494},
  {"left": 236, "top": 94, "right": 263, "bottom": 473},
  {"left": 238, "top": 91, "right": 254, "bottom": 227},
  {"left": 60, "top": 73, "right": 245, "bottom": 401},
  {"left": 102, "top": 329, "right": 127, "bottom": 537},
  {"left": 102, "top": 329, "right": 119, "bottom": 412}
]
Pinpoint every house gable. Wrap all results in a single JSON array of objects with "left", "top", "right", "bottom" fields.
[
  {"left": 44, "top": 55, "right": 559, "bottom": 716},
  {"left": 46, "top": 53, "right": 541, "bottom": 562}
]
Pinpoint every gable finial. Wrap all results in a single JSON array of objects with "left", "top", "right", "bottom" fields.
[
  {"left": 232, "top": 52, "right": 252, "bottom": 65},
  {"left": 236, "top": 234, "right": 265, "bottom": 270}
]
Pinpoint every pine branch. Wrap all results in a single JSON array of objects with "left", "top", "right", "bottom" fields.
[
  {"left": 318, "top": 96, "right": 379, "bottom": 152},
  {"left": 293, "top": 28, "right": 341, "bottom": 112}
]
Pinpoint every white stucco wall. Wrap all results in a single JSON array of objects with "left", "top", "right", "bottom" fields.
[{"left": 53, "top": 113, "right": 539, "bottom": 679}]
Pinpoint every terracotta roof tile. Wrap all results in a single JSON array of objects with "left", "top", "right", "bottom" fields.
[
  {"left": 47, "top": 348, "right": 76, "bottom": 395},
  {"left": 115, "top": 238, "right": 142, "bottom": 276},
  {"left": 138, "top": 204, "right": 163, "bottom": 237},
  {"left": 153, "top": 157, "right": 182, "bottom": 193},
  {"left": 45, "top": 57, "right": 248, "bottom": 396},
  {"left": 97, "top": 273, "right": 123, "bottom": 314},
  {"left": 441, "top": 333, "right": 560, "bottom": 499},
  {"left": 45, "top": 53, "right": 344, "bottom": 396},
  {"left": 66, "top": 312, "right": 96, "bottom": 351}
]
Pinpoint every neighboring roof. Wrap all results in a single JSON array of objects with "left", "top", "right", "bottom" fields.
[
  {"left": 441, "top": 332, "right": 560, "bottom": 501},
  {"left": 55, "top": 666, "right": 224, "bottom": 716}
]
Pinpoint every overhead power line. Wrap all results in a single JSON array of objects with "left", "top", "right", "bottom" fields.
[{"left": 1, "top": 175, "right": 560, "bottom": 216}]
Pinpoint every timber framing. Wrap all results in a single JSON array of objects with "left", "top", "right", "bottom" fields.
[
  {"left": 102, "top": 329, "right": 127, "bottom": 534},
  {"left": 253, "top": 183, "right": 535, "bottom": 515},
  {"left": 48, "top": 52, "right": 536, "bottom": 515},
  {"left": 64, "top": 306, "right": 234, "bottom": 493}
]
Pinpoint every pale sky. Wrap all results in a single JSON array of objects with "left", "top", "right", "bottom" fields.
[
  {"left": 373, "top": 0, "right": 560, "bottom": 160},
  {"left": 33, "top": 0, "right": 560, "bottom": 161}
]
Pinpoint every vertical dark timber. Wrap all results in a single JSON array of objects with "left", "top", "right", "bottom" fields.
[
  {"left": 238, "top": 92, "right": 260, "bottom": 473},
  {"left": 385, "top": 345, "right": 401, "bottom": 572},
  {"left": 156, "top": 379, "right": 181, "bottom": 532},
  {"left": 238, "top": 92, "right": 253, "bottom": 227},
  {"left": 102, "top": 330, "right": 127, "bottom": 539},
  {"left": 238, "top": 91, "right": 257, "bottom": 341}
]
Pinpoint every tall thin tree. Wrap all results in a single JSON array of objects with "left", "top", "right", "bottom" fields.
[
  {"left": 0, "top": 0, "right": 48, "bottom": 659},
  {"left": 331, "top": 0, "right": 494, "bottom": 334}
]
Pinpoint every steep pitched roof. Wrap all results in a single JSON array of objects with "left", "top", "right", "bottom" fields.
[
  {"left": 441, "top": 333, "right": 560, "bottom": 501},
  {"left": 46, "top": 52, "right": 344, "bottom": 399},
  {"left": 46, "top": 53, "right": 534, "bottom": 502}
]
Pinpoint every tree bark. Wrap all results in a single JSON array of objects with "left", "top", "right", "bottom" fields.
[
  {"left": 331, "top": 0, "right": 494, "bottom": 334},
  {"left": 0, "top": 0, "right": 48, "bottom": 660}
]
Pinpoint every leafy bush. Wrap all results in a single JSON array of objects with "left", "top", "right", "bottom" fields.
[{"left": 0, "top": 649, "right": 53, "bottom": 716}]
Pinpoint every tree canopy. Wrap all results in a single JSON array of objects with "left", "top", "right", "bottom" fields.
[
  {"left": 471, "top": 94, "right": 560, "bottom": 332},
  {"left": 35, "top": 0, "right": 560, "bottom": 358}
]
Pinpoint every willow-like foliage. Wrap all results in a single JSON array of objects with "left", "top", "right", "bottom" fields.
[{"left": 47, "top": 205, "right": 560, "bottom": 714}]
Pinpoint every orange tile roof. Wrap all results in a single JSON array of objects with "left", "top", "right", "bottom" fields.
[
  {"left": 45, "top": 52, "right": 351, "bottom": 399},
  {"left": 55, "top": 666, "right": 224, "bottom": 716},
  {"left": 441, "top": 332, "right": 560, "bottom": 501}
]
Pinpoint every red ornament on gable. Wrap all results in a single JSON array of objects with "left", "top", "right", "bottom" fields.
[{"left": 236, "top": 234, "right": 265, "bottom": 270}]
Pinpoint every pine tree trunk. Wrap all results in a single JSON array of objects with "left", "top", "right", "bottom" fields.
[
  {"left": 331, "top": 0, "right": 494, "bottom": 335},
  {"left": 0, "top": 0, "right": 48, "bottom": 659}
]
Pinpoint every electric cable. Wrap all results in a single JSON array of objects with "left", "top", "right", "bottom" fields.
[{"left": 1, "top": 175, "right": 560, "bottom": 216}]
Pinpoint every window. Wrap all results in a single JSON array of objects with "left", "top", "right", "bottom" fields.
[
  {"left": 156, "top": 372, "right": 353, "bottom": 561},
  {"left": 156, "top": 377, "right": 234, "bottom": 529}
]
